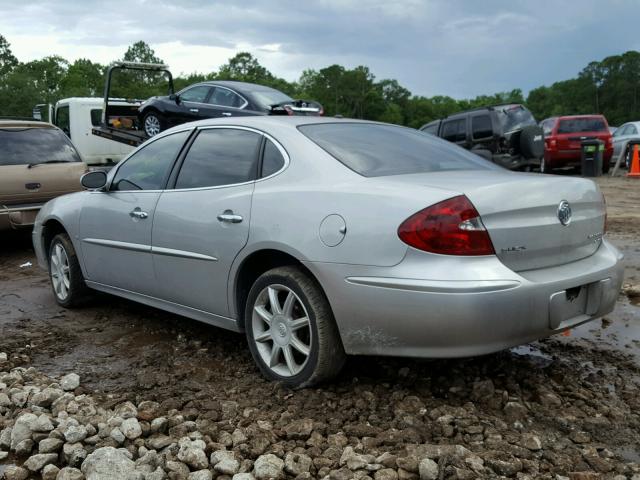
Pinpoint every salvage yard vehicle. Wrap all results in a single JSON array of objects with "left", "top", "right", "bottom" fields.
[
  {"left": 540, "top": 115, "right": 613, "bottom": 173},
  {"left": 53, "top": 98, "right": 136, "bottom": 165},
  {"left": 139, "top": 80, "right": 324, "bottom": 137},
  {"left": 611, "top": 121, "right": 640, "bottom": 169},
  {"left": 419, "top": 104, "right": 544, "bottom": 171},
  {"left": 0, "top": 120, "right": 85, "bottom": 231},
  {"left": 32, "top": 117, "right": 623, "bottom": 387}
]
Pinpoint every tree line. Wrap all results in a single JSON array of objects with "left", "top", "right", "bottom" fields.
[{"left": 1, "top": 36, "right": 639, "bottom": 128}]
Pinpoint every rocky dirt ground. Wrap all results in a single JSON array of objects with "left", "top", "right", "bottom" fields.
[{"left": 1, "top": 175, "right": 639, "bottom": 480}]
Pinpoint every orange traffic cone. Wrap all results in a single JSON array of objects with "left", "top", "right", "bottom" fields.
[{"left": 628, "top": 144, "right": 640, "bottom": 178}]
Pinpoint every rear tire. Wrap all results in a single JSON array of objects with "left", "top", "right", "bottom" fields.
[
  {"left": 143, "top": 111, "right": 166, "bottom": 137},
  {"left": 245, "top": 266, "right": 346, "bottom": 388},
  {"left": 49, "top": 233, "right": 90, "bottom": 308}
]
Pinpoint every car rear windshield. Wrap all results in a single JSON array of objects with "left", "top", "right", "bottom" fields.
[
  {"left": 557, "top": 118, "right": 607, "bottom": 134},
  {"left": 495, "top": 105, "right": 536, "bottom": 133},
  {"left": 0, "top": 127, "right": 81, "bottom": 166},
  {"left": 298, "top": 123, "right": 493, "bottom": 177},
  {"left": 251, "top": 89, "right": 293, "bottom": 109}
]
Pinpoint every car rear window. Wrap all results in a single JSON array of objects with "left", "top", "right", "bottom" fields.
[
  {"left": 251, "top": 89, "right": 293, "bottom": 109},
  {"left": 0, "top": 127, "right": 81, "bottom": 166},
  {"left": 495, "top": 105, "right": 536, "bottom": 133},
  {"left": 557, "top": 118, "right": 607, "bottom": 134},
  {"left": 298, "top": 123, "right": 493, "bottom": 177}
]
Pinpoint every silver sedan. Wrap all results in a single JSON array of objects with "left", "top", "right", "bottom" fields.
[
  {"left": 33, "top": 117, "right": 624, "bottom": 387},
  {"left": 612, "top": 121, "right": 640, "bottom": 168}
]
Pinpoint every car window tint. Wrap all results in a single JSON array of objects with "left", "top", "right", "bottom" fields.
[
  {"left": 90, "top": 109, "right": 102, "bottom": 127},
  {"left": 629, "top": 125, "right": 638, "bottom": 135},
  {"left": 299, "top": 123, "right": 493, "bottom": 177},
  {"left": 175, "top": 129, "right": 261, "bottom": 189},
  {"left": 261, "top": 138, "right": 285, "bottom": 177},
  {"left": 558, "top": 118, "right": 607, "bottom": 134},
  {"left": 180, "top": 86, "right": 211, "bottom": 103},
  {"left": 421, "top": 123, "right": 439, "bottom": 135},
  {"left": 0, "top": 127, "right": 81, "bottom": 166},
  {"left": 111, "top": 131, "right": 190, "bottom": 191},
  {"left": 208, "top": 87, "right": 245, "bottom": 108},
  {"left": 441, "top": 119, "right": 466, "bottom": 142},
  {"left": 541, "top": 119, "right": 554, "bottom": 136},
  {"left": 56, "top": 106, "right": 70, "bottom": 137},
  {"left": 472, "top": 115, "right": 492, "bottom": 139}
]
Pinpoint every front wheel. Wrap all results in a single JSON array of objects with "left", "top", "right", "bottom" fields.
[
  {"left": 49, "top": 233, "right": 90, "bottom": 307},
  {"left": 142, "top": 111, "right": 166, "bottom": 137},
  {"left": 245, "top": 266, "right": 346, "bottom": 388}
]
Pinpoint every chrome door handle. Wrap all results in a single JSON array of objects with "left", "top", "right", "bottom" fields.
[
  {"left": 217, "top": 212, "right": 243, "bottom": 223},
  {"left": 221, "top": 112, "right": 232, "bottom": 117},
  {"left": 129, "top": 210, "right": 148, "bottom": 219},
  {"left": 190, "top": 108, "right": 199, "bottom": 113}
]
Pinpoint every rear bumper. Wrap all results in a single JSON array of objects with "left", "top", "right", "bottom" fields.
[
  {"left": 307, "top": 239, "right": 624, "bottom": 357},
  {"left": 546, "top": 149, "right": 613, "bottom": 167}
]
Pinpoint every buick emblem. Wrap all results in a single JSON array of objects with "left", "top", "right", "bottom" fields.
[{"left": 557, "top": 200, "right": 572, "bottom": 226}]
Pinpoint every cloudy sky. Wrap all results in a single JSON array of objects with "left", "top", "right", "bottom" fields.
[{"left": 0, "top": 0, "right": 638, "bottom": 98}]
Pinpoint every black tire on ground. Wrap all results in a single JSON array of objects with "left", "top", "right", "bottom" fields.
[
  {"left": 245, "top": 266, "right": 346, "bottom": 388},
  {"left": 142, "top": 111, "right": 166, "bottom": 137},
  {"left": 602, "top": 156, "right": 611, "bottom": 174},
  {"left": 48, "top": 233, "right": 91, "bottom": 308},
  {"left": 519, "top": 125, "right": 545, "bottom": 159}
]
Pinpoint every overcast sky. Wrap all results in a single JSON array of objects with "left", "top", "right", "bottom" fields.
[{"left": 0, "top": 0, "right": 638, "bottom": 98}]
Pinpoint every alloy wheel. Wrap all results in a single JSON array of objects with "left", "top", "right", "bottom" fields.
[
  {"left": 251, "top": 284, "right": 313, "bottom": 377},
  {"left": 50, "top": 243, "right": 70, "bottom": 301},
  {"left": 144, "top": 115, "right": 161, "bottom": 137}
]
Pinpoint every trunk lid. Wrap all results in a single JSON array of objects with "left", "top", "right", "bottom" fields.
[{"left": 394, "top": 170, "right": 605, "bottom": 272}]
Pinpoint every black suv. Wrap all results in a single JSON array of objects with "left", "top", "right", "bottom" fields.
[{"left": 420, "top": 104, "right": 544, "bottom": 171}]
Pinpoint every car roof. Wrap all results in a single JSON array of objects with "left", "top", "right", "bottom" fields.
[
  {"left": 0, "top": 119, "right": 56, "bottom": 128},
  {"left": 159, "top": 116, "right": 385, "bottom": 138},
  {"left": 556, "top": 114, "right": 606, "bottom": 120},
  {"left": 192, "top": 80, "right": 283, "bottom": 93}
]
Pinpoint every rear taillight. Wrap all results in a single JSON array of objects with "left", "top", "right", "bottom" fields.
[
  {"left": 398, "top": 195, "right": 495, "bottom": 256},
  {"left": 547, "top": 138, "right": 557, "bottom": 150}
]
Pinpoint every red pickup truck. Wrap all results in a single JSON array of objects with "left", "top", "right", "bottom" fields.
[{"left": 540, "top": 115, "right": 613, "bottom": 173}]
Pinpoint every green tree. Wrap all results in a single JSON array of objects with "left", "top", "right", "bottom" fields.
[
  {"left": 60, "top": 59, "right": 104, "bottom": 97},
  {"left": 0, "top": 34, "right": 18, "bottom": 77}
]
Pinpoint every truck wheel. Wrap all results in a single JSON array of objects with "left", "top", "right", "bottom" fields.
[
  {"left": 519, "top": 125, "right": 545, "bottom": 159},
  {"left": 143, "top": 111, "right": 166, "bottom": 137},
  {"left": 245, "top": 266, "right": 346, "bottom": 388},
  {"left": 49, "top": 233, "right": 91, "bottom": 308}
]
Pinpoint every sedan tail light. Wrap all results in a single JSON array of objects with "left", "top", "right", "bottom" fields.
[{"left": 398, "top": 195, "right": 495, "bottom": 256}]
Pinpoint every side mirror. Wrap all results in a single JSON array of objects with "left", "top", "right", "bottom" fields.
[
  {"left": 169, "top": 93, "right": 180, "bottom": 104},
  {"left": 81, "top": 171, "right": 108, "bottom": 190}
]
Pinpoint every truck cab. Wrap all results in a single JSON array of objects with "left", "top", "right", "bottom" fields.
[{"left": 53, "top": 98, "right": 137, "bottom": 166}]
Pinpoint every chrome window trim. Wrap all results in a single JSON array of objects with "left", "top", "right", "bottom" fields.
[
  {"left": 107, "top": 127, "right": 195, "bottom": 192},
  {"left": 205, "top": 86, "right": 249, "bottom": 110},
  {"left": 178, "top": 85, "right": 213, "bottom": 104},
  {"left": 164, "top": 125, "right": 290, "bottom": 193}
]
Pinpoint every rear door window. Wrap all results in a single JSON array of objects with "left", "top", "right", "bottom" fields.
[
  {"left": 558, "top": 118, "right": 607, "bottom": 134},
  {"left": 441, "top": 119, "right": 466, "bottom": 142},
  {"left": 471, "top": 115, "right": 493, "bottom": 139},
  {"left": 208, "top": 87, "right": 246, "bottom": 108},
  {"left": 0, "top": 127, "right": 81, "bottom": 166},
  {"left": 175, "top": 128, "right": 261, "bottom": 189},
  {"left": 261, "top": 138, "right": 286, "bottom": 177},
  {"left": 299, "top": 122, "right": 492, "bottom": 177}
]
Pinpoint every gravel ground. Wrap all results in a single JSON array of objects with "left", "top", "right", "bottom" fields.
[{"left": 1, "top": 175, "right": 639, "bottom": 480}]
